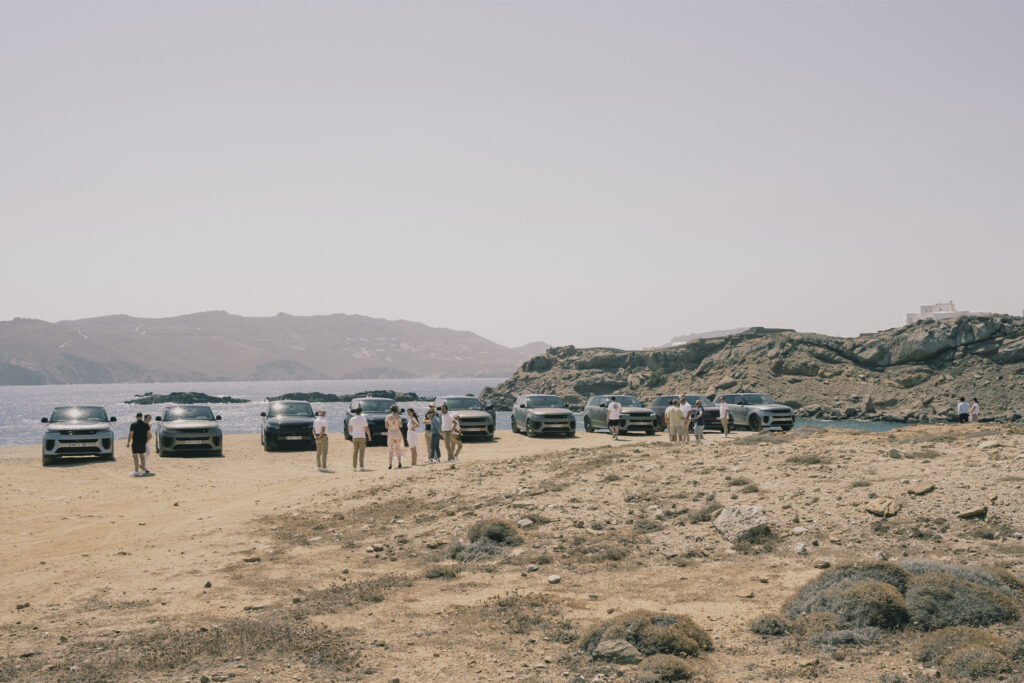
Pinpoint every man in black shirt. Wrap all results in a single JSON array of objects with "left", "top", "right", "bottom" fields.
[{"left": 126, "top": 412, "right": 151, "bottom": 476}]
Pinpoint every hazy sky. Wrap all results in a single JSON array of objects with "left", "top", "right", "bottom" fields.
[{"left": 2, "top": 1, "right": 1022, "bottom": 349}]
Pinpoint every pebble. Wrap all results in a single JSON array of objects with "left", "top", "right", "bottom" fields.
[
  {"left": 548, "top": 575, "right": 561, "bottom": 584},
  {"left": 908, "top": 483, "right": 935, "bottom": 496},
  {"left": 794, "top": 543, "right": 808, "bottom": 556},
  {"left": 517, "top": 518, "right": 534, "bottom": 529},
  {"left": 813, "top": 558, "right": 831, "bottom": 569},
  {"left": 958, "top": 506, "right": 988, "bottom": 520},
  {"left": 527, "top": 564, "right": 539, "bottom": 573},
  {"left": 792, "top": 527, "right": 808, "bottom": 536}
]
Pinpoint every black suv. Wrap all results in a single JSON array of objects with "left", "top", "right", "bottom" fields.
[
  {"left": 650, "top": 394, "right": 728, "bottom": 432},
  {"left": 343, "top": 397, "right": 407, "bottom": 446},
  {"left": 260, "top": 400, "right": 316, "bottom": 451}
]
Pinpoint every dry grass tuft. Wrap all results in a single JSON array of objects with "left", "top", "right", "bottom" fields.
[
  {"left": 294, "top": 574, "right": 412, "bottom": 615},
  {"left": 581, "top": 610, "right": 713, "bottom": 658},
  {"left": 783, "top": 562, "right": 912, "bottom": 618},
  {"left": 905, "top": 572, "right": 1021, "bottom": 630},
  {"left": 940, "top": 645, "right": 1012, "bottom": 680},
  {"left": 832, "top": 581, "right": 909, "bottom": 630},
  {"left": 785, "top": 453, "right": 829, "bottom": 465},
  {"left": 468, "top": 519, "right": 523, "bottom": 546},
  {"left": 750, "top": 614, "right": 788, "bottom": 636},
  {"left": 636, "top": 653, "right": 696, "bottom": 681},
  {"left": 914, "top": 626, "right": 1014, "bottom": 667}
]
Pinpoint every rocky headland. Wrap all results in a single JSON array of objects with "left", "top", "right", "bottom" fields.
[
  {"left": 265, "top": 390, "right": 432, "bottom": 403},
  {"left": 126, "top": 391, "right": 249, "bottom": 405},
  {"left": 481, "top": 315, "right": 1024, "bottom": 422}
]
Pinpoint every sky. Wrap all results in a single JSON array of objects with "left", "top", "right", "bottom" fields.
[{"left": 2, "top": 1, "right": 1022, "bottom": 350}]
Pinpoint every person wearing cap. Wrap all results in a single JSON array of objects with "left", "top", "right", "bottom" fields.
[
  {"left": 348, "top": 407, "right": 370, "bottom": 471},
  {"left": 126, "top": 412, "right": 151, "bottom": 477},
  {"left": 313, "top": 409, "right": 329, "bottom": 472}
]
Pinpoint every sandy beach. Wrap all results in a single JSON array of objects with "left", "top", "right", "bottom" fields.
[{"left": 3, "top": 424, "right": 1024, "bottom": 681}]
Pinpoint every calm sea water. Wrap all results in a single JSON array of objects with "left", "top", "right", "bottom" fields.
[{"left": 0, "top": 379, "right": 909, "bottom": 447}]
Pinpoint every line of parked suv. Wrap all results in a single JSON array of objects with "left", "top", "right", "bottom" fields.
[{"left": 39, "top": 391, "right": 795, "bottom": 465}]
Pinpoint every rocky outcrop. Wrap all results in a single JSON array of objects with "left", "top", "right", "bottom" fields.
[
  {"left": 480, "top": 316, "right": 1024, "bottom": 423},
  {"left": 126, "top": 392, "right": 249, "bottom": 405},
  {"left": 265, "top": 390, "right": 432, "bottom": 403}
]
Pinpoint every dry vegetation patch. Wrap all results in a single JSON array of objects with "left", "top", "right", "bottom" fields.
[{"left": 581, "top": 610, "right": 713, "bottom": 658}]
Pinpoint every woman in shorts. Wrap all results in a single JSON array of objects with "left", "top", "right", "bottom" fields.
[
  {"left": 692, "top": 401, "right": 705, "bottom": 442},
  {"left": 385, "top": 405, "right": 405, "bottom": 469}
]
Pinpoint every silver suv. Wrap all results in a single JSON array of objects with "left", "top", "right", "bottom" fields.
[
  {"left": 583, "top": 395, "right": 657, "bottom": 435},
  {"left": 511, "top": 394, "right": 576, "bottom": 437},
  {"left": 155, "top": 405, "right": 224, "bottom": 456},
  {"left": 41, "top": 406, "right": 117, "bottom": 466},
  {"left": 717, "top": 393, "right": 795, "bottom": 431},
  {"left": 435, "top": 395, "right": 496, "bottom": 440}
]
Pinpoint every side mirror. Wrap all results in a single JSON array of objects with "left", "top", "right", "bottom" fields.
[
  {"left": 260, "top": 411, "right": 267, "bottom": 417},
  {"left": 215, "top": 415, "right": 222, "bottom": 420},
  {"left": 41, "top": 417, "right": 48, "bottom": 423},
  {"left": 109, "top": 416, "right": 117, "bottom": 422},
  {"left": 518, "top": 404, "right": 526, "bottom": 409},
  {"left": 155, "top": 416, "right": 162, "bottom": 422}
]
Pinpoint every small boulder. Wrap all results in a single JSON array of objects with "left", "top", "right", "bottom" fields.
[
  {"left": 517, "top": 518, "right": 534, "bottom": 529},
  {"left": 548, "top": 575, "right": 562, "bottom": 584},
  {"left": 713, "top": 505, "right": 770, "bottom": 544},
  {"left": 865, "top": 498, "right": 900, "bottom": 518},
  {"left": 813, "top": 558, "right": 831, "bottom": 569},
  {"left": 591, "top": 639, "right": 643, "bottom": 664},
  {"left": 957, "top": 506, "right": 988, "bottom": 520},
  {"left": 908, "top": 483, "right": 935, "bottom": 496}
]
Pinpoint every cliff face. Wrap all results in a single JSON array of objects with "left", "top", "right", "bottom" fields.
[{"left": 481, "top": 316, "right": 1024, "bottom": 422}]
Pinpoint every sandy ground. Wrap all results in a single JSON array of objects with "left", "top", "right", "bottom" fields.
[{"left": 2, "top": 424, "right": 1024, "bottom": 681}]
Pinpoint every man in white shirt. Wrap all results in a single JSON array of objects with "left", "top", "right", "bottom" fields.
[
  {"left": 718, "top": 400, "right": 730, "bottom": 437},
  {"left": 607, "top": 397, "right": 623, "bottom": 440},
  {"left": 440, "top": 405, "right": 457, "bottom": 461},
  {"left": 313, "top": 409, "right": 329, "bottom": 472},
  {"left": 957, "top": 397, "right": 971, "bottom": 424},
  {"left": 348, "top": 407, "right": 370, "bottom": 471},
  {"left": 680, "top": 397, "right": 693, "bottom": 443}
]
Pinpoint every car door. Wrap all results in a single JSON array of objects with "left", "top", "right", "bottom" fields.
[
  {"left": 592, "top": 396, "right": 609, "bottom": 429},
  {"left": 513, "top": 397, "right": 526, "bottom": 430},
  {"left": 729, "top": 395, "right": 749, "bottom": 424}
]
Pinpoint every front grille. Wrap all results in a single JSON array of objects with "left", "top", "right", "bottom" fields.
[
  {"left": 174, "top": 427, "right": 209, "bottom": 434},
  {"left": 56, "top": 446, "right": 102, "bottom": 454},
  {"left": 61, "top": 429, "right": 98, "bottom": 435}
]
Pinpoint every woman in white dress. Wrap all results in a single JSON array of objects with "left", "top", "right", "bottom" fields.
[
  {"left": 385, "top": 405, "right": 405, "bottom": 469},
  {"left": 142, "top": 414, "right": 154, "bottom": 474},
  {"left": 406, "top": 408, "right": 420, "bottom": 466}
]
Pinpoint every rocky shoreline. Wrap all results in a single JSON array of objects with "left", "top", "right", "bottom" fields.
[
  {"left": 126, "top": 391, "right": 249, "bottom": 405},
  {"left": 481, "top": 315, "right": 1024, "bottom": 423},
  {"left": 265, "top": 390, "right": 434, "bottom": 403}
]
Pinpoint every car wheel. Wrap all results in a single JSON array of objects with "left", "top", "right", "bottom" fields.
[
  {"left": 583, "top": 416, "right": 594, "bottom": 433},
  {"left": 100, "top": 453, "right": 115, "bottom": 461},
  {"left": 646, "top": 428, "right": 656, "bottom": 435},
  {"left": 781, "top": 424, "right": 793, "bottom": 432},
  {"left": 748, "top": 414, "right": 762, "bottom": 432},
  {"left": 526, "top": 422, "right": 537, "bottom": 438},
  {"left": 510, "top": 416, "right": 520, "bottom": 434},
  {"left": 42, "top": 454, "right": 58, "bottom": 467}
]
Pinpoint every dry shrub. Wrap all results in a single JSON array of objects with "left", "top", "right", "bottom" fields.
[
  {"left": 791, "top": 612, "right": 842, "bottom": 637},
  {"left": 807, "top": 627, "right": 880, "bottom": 651},
  {"left": 914, "top": 626, "right": 1014, "bottom": 667},
  {"left": 905, "top": 572, "right": 1021, "bottom": 630},
  {"left": 634, "top": 518, "right": 664, "bottom": 533},
  {"left": 832, "top": 581, "right": 909, "bottom": 630},
  {"left": 425, "top": 565, "right": 459, "bottom": 579},
  {"left": 740, "top": 483, "right": 760, "bottom": 493},
  {"left": 468, "top": 519, "right": 523, "bottom": 546},
  {"left": 750, "top": 614, "right": 788, "bottom": 636},
  {"left": 480, "top": 592, "right": 576, "bottom": 643},
  {"left": 727, "top": 477, "right": 752, "bottom": 486},
  {"left": 783, "top": 562, "right": 912, "bottom": 618},
  {"left": 901, "top": 561, "right": 1024, "bottom": 601},
  {"left": 941, "top": 645, "right": 1012, "bottom": 680},
  {"left": 581, "top": 610, "right": 713, "bottom": 658},
  {"left": 295, "top": 574, "right": 412, "bottom": 615},
  {"left": 785, "top": 453, "right": 828, "bottom": 465},
  {"left": 636, "top": 654, "right": 696, "bottom": 681}
]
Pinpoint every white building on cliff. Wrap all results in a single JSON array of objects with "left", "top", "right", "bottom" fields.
[{"left": 906, "top": 302, "right": 968, "bottom": 324}]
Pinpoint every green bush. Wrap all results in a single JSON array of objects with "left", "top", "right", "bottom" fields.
[
  {"left": 940, "top": 645, "right": 1011, "bottom": 680},
  {"left": 637, "top": 654, "right": 695, "bottom": 681},
  {"left": 831, "top": 581, "right": 909, "bottom": 629},
  {"left": 783, "top": 562, "right": 912, "bottom": 618},
  {"left": 905, "top": 572, "right": 1021, "bottom": 630},
  {"left": 750, "top": 614, "right": 788, "bottom": 636},
  {"left": 581, "top": 610, "right": 713, "bottom": 658}
]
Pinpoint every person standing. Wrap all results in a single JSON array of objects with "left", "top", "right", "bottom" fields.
[
  {"left": 957, "top": 397, "right": 971, "bottom": 424},
  {"left": 143, "top": 414, "right": 154, "bottom": 462},
  {"left": 607, "top": 396, "right": 623, "bottom": 440},
  {"left": 451, "top": 414, "right": 464, "bottom": 460},
  {"left": 692, "top": 400, "right": 705, "bottom": 442},
  {"left": 680, "top": 396, "right": 693, "bottom": 443},
  {"left": 385, "top": 405, "right": 405, "bottom": 469},
  {"left": 440, "top": 404, "right": 457, "bottom": 461},
  {"left": 429, "top": 406, "right": 443, "bottom": 463},
  {"left": 313, "top": 409, "right": 329, "bottom": 472},
  {"left": 718, "top": 399, "right": 730, "bottom": 436},
  {"left": 970, "top": 398, "right": 981, "bottom": 423},
  {"left": 348, "top": 407, "right": 370, "bottom": 471},
  {"left": 406, "top": 408, "right": 420, "bottom": 465},
  {"left": 664, "top": 399, "right": 685, "bottom": 442},
  {"left": 126, "top": 412, "right": 151, "bottom": 477}
]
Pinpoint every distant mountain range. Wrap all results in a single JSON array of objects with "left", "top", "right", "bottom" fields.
[{"left": 0, "top": 311, "right": 549, "bottom": 385}]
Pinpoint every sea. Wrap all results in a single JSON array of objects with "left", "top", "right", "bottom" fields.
[{"left": 0, "top": 378, "right": 908, "bottom": 448}]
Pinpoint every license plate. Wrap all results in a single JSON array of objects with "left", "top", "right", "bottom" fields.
[
  {"left": 285, "top": 436, "right": 305, "bottom": 440},
  {"left": 64, "top": 442, "right": 93, "bottom": 447},
  {"left": 180, "top": 439, "right": 206, "bottom": 445}
]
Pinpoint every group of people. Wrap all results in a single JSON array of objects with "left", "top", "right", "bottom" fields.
[
  {"left": 956, "top": 397, "right": 982, "bottom": 424},
  {"left": 661, "top": 397, "right": 721, "bottom": 443},
  {"left": 312, "top": 403, "right": 464, "bottom": 474}
]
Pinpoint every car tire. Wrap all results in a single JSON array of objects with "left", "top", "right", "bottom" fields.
[
  {"left": 42, "top": 454, "right": 58, "bottom": 467},
  {"left": 583, "top": 416, "right": 594, "bottom": 433},
  {"left": 526, "top": 422, "right": 537, "bottom": 438},
  {"left": 781, "top": 424, "right": 793, "bottom": 432},
  {"left": 748, "top": 415, "right": 762, "bottom": 432},
  {"left": 510, "top": 416, "right": 520, "bottom": 434},
  {"left": 100, "top": 453, "right": 115, "bottom": 461},
  {"left": 646, "top": 428, "right": 656, "bottom": 435}
]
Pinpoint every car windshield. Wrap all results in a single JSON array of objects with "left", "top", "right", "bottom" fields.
[
  {"left": 163, "top": 406, "right": 215, "bottom": 421},
  {"left": 49, "top": 407, "right": 108, "bottom": 422},
  {"left": 610, "top": 396, "right": 642, "bottom": 407},
  {"left": 741, "top": 394, "right": 774, "bottom": 405},
  {"left": 526, "top": 396, "right": 565, "bottom": 408},
  {"left": 444, "top": 397, "right": 482, "bottom": 411},
  {"left": 355, "top": 399, "right": 396, "bottom": 413},
  {"left": 653, "top": 396, "right": 679, "bottom": 406},
  {"left": 684, "top": 395, "right": 713, "bottom": 406},
  {"left": 268, "top": 402, "right": 314, "bottom": 417}
]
